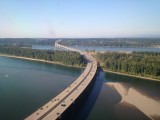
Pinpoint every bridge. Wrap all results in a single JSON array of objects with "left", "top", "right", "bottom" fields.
[
  {"left": 55, "top": 40, "right": 81, "bottom": 53},
  {"left": 25, "top": 40, "right": 97, "bottom": 120}
]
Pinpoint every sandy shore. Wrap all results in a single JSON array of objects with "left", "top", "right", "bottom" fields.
[
  {"left": 103, "top": 69, "right": 160, "bottom": 82},
  {"left": 0, "top": 54, "right": 83, "bottom": 69},
  {"left": 106, "top": 82, "right": 160, "bottom": 120}
]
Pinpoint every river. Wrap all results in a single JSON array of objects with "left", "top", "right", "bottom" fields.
[
  {"left": 32, "top": 45, "right": 160, "bottom": 52},
  {"left": 75, "top": 71, "right": 160, "bottom": 120},
  {"left": 0, "top": 56, "right": 82, "bottom": 120},
  {"left": 0, "top": 56, "right": 160, "bottom": 120}
]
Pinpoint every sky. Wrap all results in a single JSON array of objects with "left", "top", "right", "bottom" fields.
[{"left": 0, "top": 0, "right": 160, "bottom": 38}]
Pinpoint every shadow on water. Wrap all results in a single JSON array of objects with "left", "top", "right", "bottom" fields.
[
  {"left": 105, "top": 72, "right": 160, "bottom": 98},
  {"left": 59, "top": 70, "right": 104, "bottom": 120},
  {"left": 73, "top": 70, "right": 104, "bottom": 120}
]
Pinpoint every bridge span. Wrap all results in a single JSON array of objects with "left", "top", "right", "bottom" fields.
[{"left": 25, "top": 40, "right": 97, "bottom": 120}]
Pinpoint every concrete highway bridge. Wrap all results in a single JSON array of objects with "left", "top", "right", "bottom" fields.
[{"left": 25, "top": 40, "right": 97, "bottom": 120}]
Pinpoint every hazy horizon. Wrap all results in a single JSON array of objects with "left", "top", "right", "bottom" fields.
[
  {"left": 1, "top": 37, "right": 160, "bottom": 39},
  {"left": 0, "top": 0, "right": 160, "bottom": 38}
]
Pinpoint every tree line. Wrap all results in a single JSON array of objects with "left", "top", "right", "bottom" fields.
[
  {"left": 61, "top": 38, "right": 160, "bottom": 48},
  {"left": 0, "top": 38, "right": 57, "bottom": 47},
  {"left": 97, "top": 51, "right": 160, "bottom": 79},
  {"left": 1, "top": 38, "right": 160, "bottom": 48},
  {"left": 0, "top": 46, "right": 85, "bottom": 67}
]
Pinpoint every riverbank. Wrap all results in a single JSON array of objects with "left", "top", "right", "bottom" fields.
[
  {"left": 103, "top": 69, "right": 160, "bottom": 82},
  {"left": 0, "top": 54, "right": 84, "bottom": 69},
  {"left": 95, "top": 51, "right": 160, "bottom": 82},
  {"left": 106, "top": 82, "right": 160, "bottom": 120},
  {"left": 90, "top": 52, "right": 160, "bottom": 82}
]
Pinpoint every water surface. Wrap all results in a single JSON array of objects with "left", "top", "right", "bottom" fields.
[
  {"left": 74, "top": 71, "right": 160, "bottom": 120},
  {"left": 1, "top": 56, "right": 160, "bottom": 120},
  {"left": 32, "top": 45, "right": 160, "bottom": 52},
  {"left": 0, "top": 56, "right": 82, "bottom": 120},
  {"left": 73, "top": 46, "right": 160, "bottom": 52}
]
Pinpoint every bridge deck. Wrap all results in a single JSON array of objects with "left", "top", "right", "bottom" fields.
[{"left": 25, "top": 40, "right": 97, "bottom": 120}]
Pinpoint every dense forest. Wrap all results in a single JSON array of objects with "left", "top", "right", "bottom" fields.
[
  {"left": 96, "top": 52, "right": 160, "bottom": 79},
  {"left": 61, "top": 38, "right": 160, "bottom": 48},
  {"left": 0, "top": 47, "right": 85, "bottom": 67}
]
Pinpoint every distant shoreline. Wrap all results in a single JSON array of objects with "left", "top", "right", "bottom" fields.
[
  {"left": 103, "top": 69, "right": 160, "bottom": 82},
  {"left": 1, "top": 54, "right": 159, "bottom": 82},
  {"left": 0, "top": 54, "right": 83, "bottom": 69}
]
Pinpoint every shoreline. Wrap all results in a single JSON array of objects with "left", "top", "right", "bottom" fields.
[
  {"left": 1, "top": 53, "right": 159, "bottom": 82},
  {"left": 90, "top": 53, "right": 160, "bottom": 82},
  {"left": 103, "top": 69, "right": 160, "bottom": 82},
  {"left": 106, "top": 82, "right": 160, "bottom": 120},
  {"left": 0, "top": 54, "right": 84, "bottom": 69}
]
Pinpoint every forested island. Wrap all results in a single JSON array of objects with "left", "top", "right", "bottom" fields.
[
  {"left": 96, "top": 52, "right": 160, "bottom": 80},
  {"left": 0, "top": 46, "right": 85, "bottom": 67},
  {"left": 1, "top": 38, "right": 160, "bottom": 80}
]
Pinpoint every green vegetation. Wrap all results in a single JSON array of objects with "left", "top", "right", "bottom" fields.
[
  {"left": 97, "top": 52, "right": 160, "bottom": 79},
  {"left": 0, "top": 38, "right": 57, "bottom": 47},
  {"left": 1, "top": 38, "right": 160, "bottom": 48},
  {"left": 61, "top": 38, "right": 160, "bottom": 48},
  {"left": 0, "top": 47, "right": 85, "bottom": 67}
]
